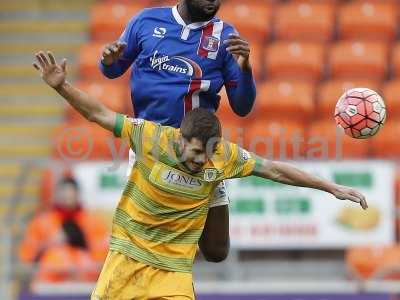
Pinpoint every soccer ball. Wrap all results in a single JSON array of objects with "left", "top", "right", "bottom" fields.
[{"left": 334, "top": 88, "right": 386, "bottom": 139}]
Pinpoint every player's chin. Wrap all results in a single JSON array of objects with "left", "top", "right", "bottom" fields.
[
  {"left": 201, "top": 5, "right": 219, "bottom": 18},
  {"left": 188, "top": 163, "right": 203, "bottom": 173}
]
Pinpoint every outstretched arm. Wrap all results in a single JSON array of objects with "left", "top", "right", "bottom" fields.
[
  {"left": 251, "top": 158, "right": 368, "bottom": 210},
  {"left": 33, "top": 51, "right": 116, "bottom": 132}
]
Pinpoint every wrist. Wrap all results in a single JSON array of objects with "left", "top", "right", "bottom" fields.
[
  {"left": 324, "top": 182, "right": 339, "bottom": 195},
  {"left": 240, "top": 60, "right": 252, "bottom": 72},
  {"left": 54, "top": 80, "right": 68, "bottom": 92},
  {"left": 101, "top": 57, "right": 114, "bottom": 67}
]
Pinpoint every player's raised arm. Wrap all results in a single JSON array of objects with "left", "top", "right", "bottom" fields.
[
  {"left": 223, "top": 33, "right": 256, "bottom": 117},
  {"left": 251, "top": 158, "right": 368, "bottom": 210},
  {"left": 33, "top": 51, "right": 116, "bottom": 132},
  {"left": 99, "top": 14, "right": 141, "bottom": 79}
]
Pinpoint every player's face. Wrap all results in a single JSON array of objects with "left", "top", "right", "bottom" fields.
[
  {"left": 55, "top": 184, "right": 80, "bottom": 209},
  {"left": 180, "top": 137, "right": 216, "bottom": 173},
  {"left": 185, "top": 0, "right": 222, "bottom": 22}
]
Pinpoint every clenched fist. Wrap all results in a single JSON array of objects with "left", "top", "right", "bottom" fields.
[{"left": 101, "top": 41, "right": 127, "bottom": 66}]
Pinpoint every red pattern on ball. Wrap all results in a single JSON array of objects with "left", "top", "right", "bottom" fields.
[{"left": 335, "top": 88, "right": 386, "bottom": 139}]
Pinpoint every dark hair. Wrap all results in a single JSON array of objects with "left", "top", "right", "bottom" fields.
[
  {"left": 62, "top": 219, "right": 87, "bottom": 249},
  {"left": 180, "top": 108, "right": 222, "bottom": 147},
  {"left": 58, "top": 177, "right": 79, "bottom": 190}
]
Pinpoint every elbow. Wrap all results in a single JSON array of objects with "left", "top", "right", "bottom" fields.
[
  {"left": 235, "top": 108, "right": 251, "bottom": 117},
  {"left": 86, "top": 112, "right": 98, "bottom": 123},
  {"left": 101, "top": 70, "right": 120, "bottom": 79},
  {"left": 200, "top": 241, "right": 230, "bottom": 263},
  {"left": 103, "top": 72, "right": 120, "bottom": 80},
  {"left": 99, "top": 61, "right": 121, "bottom": 79},
  {"left": 232, "top": 103, "right": 253, "bottom": 117},
  {"left": 231, "top": 95, "right": 256, "bottom": 117},
  {"left": 203, "top": 248, "right": 229, "bottom": 263}
]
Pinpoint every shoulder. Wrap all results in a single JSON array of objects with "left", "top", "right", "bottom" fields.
[
  {"left": 217, "top": 19, "right": 238, "bottom": 38},
  {"left": 219, "top": 141, "right": 252, "bottom": 165},
  {"left": 211, "top": 139, "right": 235, "bottom": 167},
  {"left": 129, "top": 6, "right": 170, "bottom": 22}
]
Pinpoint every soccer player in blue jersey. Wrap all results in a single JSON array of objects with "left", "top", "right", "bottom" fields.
[{"left": 99, "top": 0, "right": 256, "bottom": 262}]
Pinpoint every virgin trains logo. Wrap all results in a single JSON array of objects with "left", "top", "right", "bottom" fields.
[{"left": 150, "top": 51, "right": 202, "bottom": 79}]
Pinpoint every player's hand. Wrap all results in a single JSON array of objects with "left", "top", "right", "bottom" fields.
[
  {"left": 224, "top": 33, "right": 252, "bottom": 72},
  {"left": 101, "top": 41, "right": 127, "bottom": 66},
  {"left": 331, "top": 184, "right": 368, "bottom": 210},
  {"left": 33, "top": 51, "right": 67, "bottom": 89}
]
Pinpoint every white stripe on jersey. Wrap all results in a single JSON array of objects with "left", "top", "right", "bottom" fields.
[
  {"left": 181, "top": 26, "right": 191, "bottom": 40},
  {"left": 208, "top": 21, "right": 224, "bottom": 60},
  {"left": 192, "top": 80, "right": 211, "bottom": 109}
]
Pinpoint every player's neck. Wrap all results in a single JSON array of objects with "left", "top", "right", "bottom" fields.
[{"left": 177, "top": 2, "right": 208, "bottom": 24}]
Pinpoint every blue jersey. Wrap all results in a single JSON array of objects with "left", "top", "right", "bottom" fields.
[{"left": 100, "top": 6, "right": 256, "bottom": 127}]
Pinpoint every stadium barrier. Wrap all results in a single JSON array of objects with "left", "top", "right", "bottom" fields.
[{"left": 20, "top": 281, "right": 400, "bottom": 300}]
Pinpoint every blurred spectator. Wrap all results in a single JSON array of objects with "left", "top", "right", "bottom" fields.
[
  {"left": 35, "top": 220, "right": 98, "bottom": 283},
  {"left": 19, "top": 177, "right": 109, "bottom": 282},
  {"left": 346, "top": 245, "right": 400, "bottom": 280}
]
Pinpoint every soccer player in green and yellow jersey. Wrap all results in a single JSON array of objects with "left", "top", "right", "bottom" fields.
[{"left": 34, "top": 51, "right": 368, "bottom": 300}]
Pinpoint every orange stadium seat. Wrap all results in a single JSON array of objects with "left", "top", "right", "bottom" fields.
[
  {"left": 221, "top": 119, "right": 245, "bottom": 145},
  {"left": 347, "top": 245, "right": 400, "bottom": 280},
  {"left": 249, "top": 43, "right": 265, "bottom": 80},
  {"left": 105, "top": 0, "right": 173, "bottom": 6},
  {"left": 382, "top": 80, "right": 400, "bottom": 119},
  {"left": 346, "top": 246, "right": 386, "bottom": 279},
  {"left": 265, "top": 42, "right": 325, "bottom": 82},
  {"left": 225, "top": 0, "right": 278, "bottom": 3},
  {"left": 290, "top": 0, "right": 341, "bottom": 3},
  {"left": 308, "top": 120, "right": 370, "bottom": 159},
  {"left": 317, "top": 79, "right": 381, "bottom": 118},
  {"left": 66, "top": 82, "right": 128, "bottom": 122},
  {"left": 275, "top": 2, "right": 335, "bottom": 42},
  {"left": 396, "top": 168, "right": 400, "bottom": 240},
  {"left": 51, "top": 123, "right": 129, "bottom": 161},
  {"left": 244, "top": 119, "right": 306, "bottom": 160},
  {"left": 338, "top": 2, "right": 397, "bottom": 42},
  {"left": 371, "top": 120, "right": 400, "bottom": 158},
  {"left": 217, "top": 1, "right": 272, "bottom": 42},
  {"left": 160, "top": 0, "right": 181, "bottom": 5},
  {"left": 103, "top": 0, "right": 149, "bottom": 3},
  {"left": 216, "top": 88, "right": 247, "bottom": 125},
  {"left": 256, "top": 80, "right": 315, "bottom": 123},
  {"left": 391, "top": 43, "right": 400, "bottom": 78},
  {"left": 329, "top": 41, "right": 388, "bottom": 81},
  {"left": 77, "top": 43, "right": 131, "bottom": 82},
  {"left": 78, "top": 43, "right": 104, "bottom": 79},
  {"left": 35, "top": 245, "right": 99, "bottom": 283},
  {"left": 90, "top": 3, "right": 146, "bottom": 41}
]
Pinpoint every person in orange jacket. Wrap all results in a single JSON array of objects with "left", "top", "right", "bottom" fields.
[
  {"left": 19, "top": 177, "right": 109, "bottom": 266},
  {"left": 35, "top": 219, "right": 99, "bottom": 283}
]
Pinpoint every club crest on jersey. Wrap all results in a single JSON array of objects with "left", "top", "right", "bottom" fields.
[
  {"left": 203, "top": 168, "right": 218, "bottom": 182},
  {"left": 201, "top": 36, "right": 220, "bottom": 52}
]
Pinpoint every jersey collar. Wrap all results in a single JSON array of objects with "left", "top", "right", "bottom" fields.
[{"left": 172, "top": 5, "right": 212, "bottom": 30}]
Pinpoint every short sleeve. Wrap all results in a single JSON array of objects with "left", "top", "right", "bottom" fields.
[
  {"left": 223, "top": 143, "right": 262, "bottom": 179},
  {"left": 113, "top": 113, "right": 145, "bottom": 152}
]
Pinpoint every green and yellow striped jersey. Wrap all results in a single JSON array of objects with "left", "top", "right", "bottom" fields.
[{"left": 112, "top": 114, "right": 260, "bottom": 273}]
